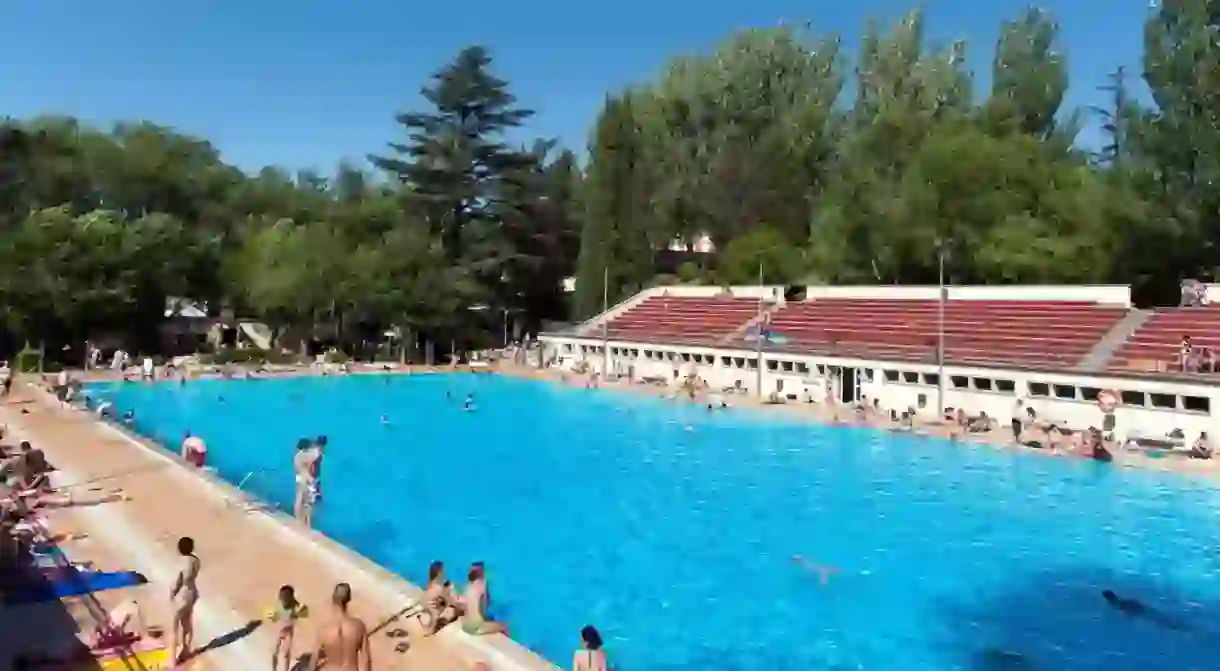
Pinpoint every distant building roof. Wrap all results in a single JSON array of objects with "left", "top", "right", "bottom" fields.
[{"left": 165, "top": 297, "right": 209, "bottom": 319}]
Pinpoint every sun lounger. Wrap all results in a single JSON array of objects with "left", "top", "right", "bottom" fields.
[
  {"left": 18, "top": 638, "right": 169, "bottom": 670},
  {"left": 1, "top": 567, "right": 147, "bottom": 605}
]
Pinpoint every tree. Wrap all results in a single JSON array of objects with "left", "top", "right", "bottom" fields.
[
  {"left": 1122, "top": 0, "right": 1220, "bottom": 302},
  {"left": 370, "top": 46, "right": 533, "bottom": 270},
  {"left": 982, "top": 8, "right": 1069, "bottom": 139},
  {"left": 574, "top": 94, "right": 653, "bottom": 318},
  {"left": 717, "top": 225, "right": 806, "bottom": 285}
]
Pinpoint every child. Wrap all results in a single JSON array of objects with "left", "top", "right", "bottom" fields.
[{"left": 266, "top": 584, "right": 308, "bottom": 671}]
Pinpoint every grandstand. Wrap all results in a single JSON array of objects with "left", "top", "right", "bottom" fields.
[
  {"left": 541, "top": 284, "right": 1219, "bottom": 445},
  {"left": 1111, "top": 306, "right": 1220, "bottom": 372}
]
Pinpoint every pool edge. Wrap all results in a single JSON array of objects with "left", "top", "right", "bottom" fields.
[{"left": 64, "top": 389, "right": 561, "bottom": 671}]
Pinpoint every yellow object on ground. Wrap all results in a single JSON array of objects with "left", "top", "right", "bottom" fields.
[
  {"left": 29, "top": 646, "right": 170, "bottom": 670},
  {"left": 98, "top": 647, "right": 171, "bottom": 670}
]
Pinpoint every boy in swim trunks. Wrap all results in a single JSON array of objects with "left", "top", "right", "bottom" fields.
[{"left": 268, "top": 584, "right": 309, "bottom": 671}]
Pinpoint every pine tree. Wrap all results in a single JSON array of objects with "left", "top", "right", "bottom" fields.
[{"left": 370, "top": 46, "right": 533, "bottom": 267}]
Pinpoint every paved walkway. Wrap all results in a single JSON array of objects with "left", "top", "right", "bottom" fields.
[{"left": 1, "top": 384, "right": 556, "bottom": 671}]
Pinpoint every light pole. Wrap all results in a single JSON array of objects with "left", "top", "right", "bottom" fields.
[
  {"left": 936, "top": 239, "right": 947, "bottom": 418},
  {"left": 755, "top": 262, "right": 765, "bottom": 398},
  {"left": 601, "top": 266, "right": 610, "bottom": 376}
]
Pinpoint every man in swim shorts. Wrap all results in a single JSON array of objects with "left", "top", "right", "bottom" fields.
[{"left": 308, "top": 582, "right": 371, "bottom": 671}]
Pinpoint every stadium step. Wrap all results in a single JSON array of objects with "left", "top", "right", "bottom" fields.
[{"left": 1081, "top": 308, "right": 1152, "bottom": 371}]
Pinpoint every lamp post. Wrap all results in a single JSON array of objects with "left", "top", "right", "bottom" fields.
[
  {"left": 755, "top": 262, "right": 765, "bottom": 398},
  {"left": 936, "top": 239, "right": 947, "bottom": 418},
  {"left": 601, "top": 266, "right": 610, "bottom": 376}
]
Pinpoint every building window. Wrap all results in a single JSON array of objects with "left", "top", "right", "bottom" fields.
[
  {"left": 902, "top": 371, "right": 919, "bottom": 384},
  {"left": 1053, "top": 384, "right": 1076, "bottom": 399},
  {"left": 767, "top": 360, "right": 778, "bottom": 371},
  {"left": 1149, "top": 393, "right": 1176, "bottom": 409},
  {"left": 923, "top": 373, "right": 939, "bottom": 386},
  {"left": 973, "top": 378, "right": 993, "bottom": 392},
  {"left": 1121, "top": 390, "right": 1145, "bottom": 407},
  {"left": 995, "top": 379, "right": 1015, "bottom": 393},
  {"left": 1183, "top": 396, "right": 1210, "bottom": 413},
  {"left": 796, "top": 363, "right": 809, "bottom": 374},
  {"left": 951, "top": 375, "right": 969, "bottom": 389},
  {"left": 1028, "top": 382, "right": 1050, "bottom": 397},
  {"left": 782, "top": 361, "right": 794, "bottom": 372},
  {"left": 884, "top": 370, "right": 900, "bottom": 382}
]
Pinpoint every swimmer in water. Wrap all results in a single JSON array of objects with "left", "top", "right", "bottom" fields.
[
  {"left": 1101, "top": 590, "right": 1189, "bottom": 631},
  {"left": 464, "top": 394, "right": 474, "bottom": 411},
  {"left": 791, "top": 555, "right": 839, "bottom": 585},
  {"left": 381, "top": 414, "right": 389, "bottom": 425}
]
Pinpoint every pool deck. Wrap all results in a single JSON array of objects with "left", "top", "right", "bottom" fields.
[
  {"left": 1, "top": 383, "right": 559, "bottom": 671},
  {"left": 497, "top": 362, "right": 1220, "bottom": 481}
]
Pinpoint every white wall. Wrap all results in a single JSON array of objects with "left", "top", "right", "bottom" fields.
[
  {"left": 801, "top": 284, "right": 1131, "bottom": 307},
  {"left": 544, "top": 335, "right": 1216, "bottom": 443}
]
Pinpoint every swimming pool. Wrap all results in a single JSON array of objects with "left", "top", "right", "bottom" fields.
[{"left": 89, "top": 373, "right": 1220, "bottom": 670}]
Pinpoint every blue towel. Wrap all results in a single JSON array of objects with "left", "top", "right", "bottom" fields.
[{"left": 4, "top": 569, "right": 147, "bottom": 605}]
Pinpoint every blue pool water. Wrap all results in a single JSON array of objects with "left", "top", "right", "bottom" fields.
[{"left": 89, "top": 374, "right": 1220, "bottom": 670}]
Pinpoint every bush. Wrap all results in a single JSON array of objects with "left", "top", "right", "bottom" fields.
[
  {"left": 323, "top": 349, "right": 349, "bottom": 364},
  {"left": 203, "top": 347, "right": 299, "bottom": 366}
]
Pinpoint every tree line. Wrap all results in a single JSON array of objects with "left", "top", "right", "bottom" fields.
[
  {"left": 0, "top": 46, "right": 580, "bottom": 360},
  {"left": 574, "top": 2, "right": 1220, "bottom": 315},
  {"left": 1, "top": 2, "right": 1217, "bottom": 362}
]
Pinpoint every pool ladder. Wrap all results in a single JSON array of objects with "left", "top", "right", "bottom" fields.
[{"left": 229, "top": 468, "right": 276, "bottom": 514}]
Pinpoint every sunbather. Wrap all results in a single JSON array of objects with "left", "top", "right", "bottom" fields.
[
  {"left": 460, "top": 564, "right": 507, "bottom": 636},
  {"left": 89, "top": 599, "right": 156, "bottom": 648},
  {"left": 414, "top": 561, "right": 462, "bottom": 635}
]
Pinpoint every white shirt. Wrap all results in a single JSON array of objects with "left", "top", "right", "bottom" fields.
[{"left": 56, "top": 370, "right": 68, "bottom": 387}]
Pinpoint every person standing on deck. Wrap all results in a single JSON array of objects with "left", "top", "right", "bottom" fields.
[{"left": 307, "top": 582, "right": 371, "bottom": 671}]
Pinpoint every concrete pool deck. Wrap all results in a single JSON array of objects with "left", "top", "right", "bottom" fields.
[
  {"left": 1, "top": 383, "right": 559, "bottom": 671},
  {"left": 495, "top": 362, "right": 1220, "bottom": 482}
]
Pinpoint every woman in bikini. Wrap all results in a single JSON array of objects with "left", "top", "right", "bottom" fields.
[
  {"left": 169, "top": 536, "right": 201, "bottom": 663},
  {"left": 415, "top": 561, "right": 462, "bottom": 635},
  {"left": 573, "top": 625, "right": 608, "bottom": 671},
  {"left": 460, "top": 564, "right": 507, "bottom": 636}
]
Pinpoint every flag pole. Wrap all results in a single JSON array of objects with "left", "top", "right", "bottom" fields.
[{"left": 755, "top": 262, "right": 764, "bottom": 398}]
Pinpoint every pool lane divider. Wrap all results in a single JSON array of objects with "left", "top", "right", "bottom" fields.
[
  {"left": 85, "top": 401, "right": 557, "bottom": 671},
  {"left": 0, "top": 411, "right": 267, "bottom": 671}
]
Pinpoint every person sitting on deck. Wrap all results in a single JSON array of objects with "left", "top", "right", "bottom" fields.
[
  {"left": 1190, "top": 432, "right": 1213, "bottom": 460},
  {"left": 460, "top": 563, "right": 507, "bottom": 637},
  {"left": 413, "top": 560, "right": 462, "bottom": 635},
  {"left": 1179, "top": 335, "right": 1194, "bottom": 372}
]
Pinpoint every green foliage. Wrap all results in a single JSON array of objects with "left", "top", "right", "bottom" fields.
[
  {"left": 202, "top": 347, "right": 299, "bottom": 366},
  {"left": 717, "top": 226, "right": 806, "bottom": 286},
  {"left": 5, "top": 3, "right": 1220, "bottom": 364}
]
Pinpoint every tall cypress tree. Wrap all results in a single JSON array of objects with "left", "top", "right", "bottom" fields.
[{"left": 574, "top": 94, "right": 652, "bottom": 319}]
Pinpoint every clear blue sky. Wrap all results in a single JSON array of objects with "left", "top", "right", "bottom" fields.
[{"left": 0, "top": 1, "right": 1148, "bottom": 173}]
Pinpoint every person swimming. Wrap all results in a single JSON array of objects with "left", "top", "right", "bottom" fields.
[
  {"left": 1102, "top": 590, "right": 1189, "bottom": 631},
  {"left": 464, "top": 394, "right": 475, "bottom": 412},
  {"left": 791, "top": 555, "right": 839, "bottom": 585}
]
